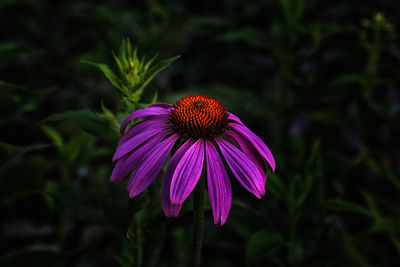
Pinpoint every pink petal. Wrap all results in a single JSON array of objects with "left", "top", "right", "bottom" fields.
[
  {"left": 227, "top": 112, "right": 243, "bottom": 124},
  {"left": 120, "top": 107, "right": 171, "bottom": 134},
  {"left": 162, "top": 139, "right": 194, "bottom": 217},
  {"left": 225, "top": 130, "right": 267, "bottom": 183},
  {"left": 170, "top": 138, "right": 205, "bottom": 205},
  {"left": 118, "top": 117, "right": 170, "bottom": 146},
  {"left": 111, "top": 129, "right": 171, "bottom": 184},
  {"left": 112, "top": 125, "right": 169, "bottom": 162},
  {"left": 147, "top": 102, "right": 173, "bottom": 109},
  {"left": 216, "top": 137, "right": 265, "bottom": 198},
  {"left": 228, "top": 122, "right": 276, "bottom": 172},
  {"left": 205, "top": 140, "right": 232, "bottom": 225},
  {"left": 127, "top": 133, "right": 179, "bottom": 198}
]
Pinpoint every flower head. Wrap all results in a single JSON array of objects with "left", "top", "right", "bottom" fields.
[{"left": 111, "top": 95, "right": 275, "bottom": 225}]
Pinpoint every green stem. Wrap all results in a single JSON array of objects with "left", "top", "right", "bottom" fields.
[
  {"left": 191, "top": 176, "right": 205, "bottom": 267},
  {"left": 133, "top": 213, "right": 141, "bottom": 267}
]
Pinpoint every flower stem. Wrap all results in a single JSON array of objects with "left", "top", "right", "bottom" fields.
[
  {"left": 191, "top": 176, "right": 205, "bottom": 267},
  {"left": 133, "top": 213, "right": 142, "bottom": 267}
]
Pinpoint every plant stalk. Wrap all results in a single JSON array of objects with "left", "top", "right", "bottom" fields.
[
  {"left": 133, "top": 213, "right": 141, "bottom": 267},
  {"left": 191, "top": 176, "right": 205, "bottom": 267}
]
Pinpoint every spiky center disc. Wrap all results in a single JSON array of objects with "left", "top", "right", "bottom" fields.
[{"left": 170, "top": 95, "right": 228, "bottom": 139}]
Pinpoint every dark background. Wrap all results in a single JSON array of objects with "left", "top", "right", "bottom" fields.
[{"left": 1, "top": 0, "right": 399, "bottom": 266}]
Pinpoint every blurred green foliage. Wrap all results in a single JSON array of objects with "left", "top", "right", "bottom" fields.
[{"left": 1, "top": 0, "right": 399, "bottom": 266}]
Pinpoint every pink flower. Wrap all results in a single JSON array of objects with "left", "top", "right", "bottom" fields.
[{"left": 111, "top": 95, "right": 275, "bottom": 225}]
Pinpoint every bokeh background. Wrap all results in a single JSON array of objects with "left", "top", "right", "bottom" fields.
[{"left": 1, "top": 0, "right": 400, "bottom": 266}]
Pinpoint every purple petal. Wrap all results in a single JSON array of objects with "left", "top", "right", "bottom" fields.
[
  {"left": 225, "top": 130, "right": 267, "bottom": 183},
  {"left": 227, "top": 112, "right": 243, "bottom": 124},
  {"left": 147, "top": 102, "right": 173, "bottom": 109},
  {"left": 120, "top": 107, "right": 171, "bottom": 134},
  {"left": 119, "top": 117, "right": 170, "bottom": 146},
  {"left": 162, "top": 139, "right": 194, "bottom": 217},
  {"left": 228, "top": 122, "right": 276, "bottom": 172},
  {"left": 111, "top": 129, "right": 171, "bottom": 184},
  {"left": 112, "top": 124, "right": 169, "bottom": 162},
  {"left": 127, "top": 133, "right": 179, "bottom": 198},
  {"left": 216, "top": 138, "right": 265, "bottom": 198},
  {"left": 205, "top": 140, "right": 232, "bottom": 225},
  {"left": 170, "top": 138, "right": 205, "bottom": 204}
]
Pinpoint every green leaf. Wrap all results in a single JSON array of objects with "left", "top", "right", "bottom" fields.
[
  {"left": 42, "top": 109, "right": 119, "bottom": 141},
  {"left": 151, "top": 91, "right": 158, "bottom": 103},
  {"left": 112, "top": 50, "right": 124, "bottom": 75},
  {"left": 0, "top": 42, "right": 18, "bottom": 54},
  {"left": 343, "top": 234, "right": 386, "bottom": 267},
  {"left": 322, "top": 199, "right": 370, "bottom": 215},
  {"left": 268, "top": 173, "right": 287, "bottom": 202},
  {"left": 41, "top": 125, "right": 64, "bottom": 152},
  {"left": 0, "top": 142, "right": 50, "bottom": 171},
  {"left": 295, "top": 140, "right": 321, "bottom": 207},
  {"left": 0, "top": 42, "right": 38, "bottom": 62},
  {"left": 83, "top": 61, "right": 124, "bottom": 93},
  {"left": 296, "top": 174, "right": 313, "bottom": 208},
  {"left": 0, "top": 86, "right": 53, "bottom": 125},
  {"left": 370, "top": 217, "right": 400, "bottom": 232},
  {"left": 230, "top": 199, "right": 267, "bottom": 239},
  {"left": 382, "top": 162, "right": 400, "bottom": 190},
  {"left": 137, "top": 55, "right": 180, "bottom": 92},
  {"left": 144, "top": 54, "right": 158, "bottom": 72},
  {"left": 305, "top": 139, "right": 321, "bottom": 170},
  {"left": 97, "top": 101, "right": 120, "bottom": 131},
  {"left": 21, "top": 87, "right": 54, "bottom": 113},
  {"left": 0, "top": 80, "right": 25, "bottom": 90},
  {"left": 246, "top": 230, "right": 284, "bottom": 266}
]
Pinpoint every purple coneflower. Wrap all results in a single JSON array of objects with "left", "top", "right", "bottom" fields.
[{"left": 111, "top": 95, "right": 275, "bottom": 225}]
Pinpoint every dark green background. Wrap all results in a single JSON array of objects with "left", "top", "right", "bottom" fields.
[{"left": 1, "top": 0, "right": 399, "bottom": 266}]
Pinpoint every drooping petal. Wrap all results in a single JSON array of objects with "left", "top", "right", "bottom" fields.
[
  {"left": 147, "top": 102, "right": 173, "bottom": 109},
  {"left": 162, "top": 139, "right": 194, "bottom": 217},
  {"left": 120, "top": 107, "right": 171, "bottom": 134},
  {"left": 205, "top": 140, "right": 232, "bottom": 225},
  {"left": 228, "top": 122, "right": 276, "bottom": 172},
  {"left": 118, "top": 116, "right": 170, "bottom": 146},
  {"left": 216, "top": 137, "right": 265, "bottom": 198},
  {"left": 225, "top": 130, "right": 267, "bottom": 182},
  {"left": 127, "top": 133, "right": 179, "bottom": 198},
  {"left": 227, "top": 112, "right": 243, "bottom": 124},
  {"left": 112, "top": 124, "right": 169, "bottom": 162},
  {"left": 170, "top": 138, "right": 205, "bottom": 205},
  {"left": 111, "top": 129, "right": 171, "bottom": 184}
]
